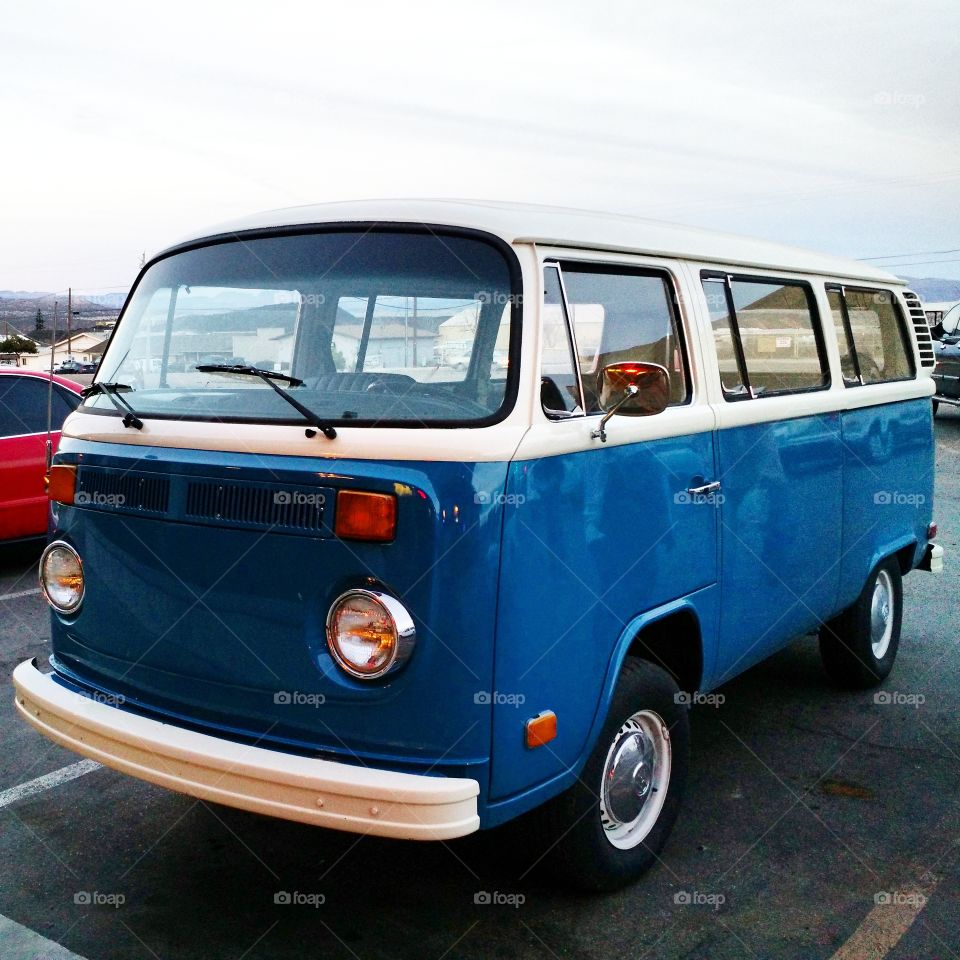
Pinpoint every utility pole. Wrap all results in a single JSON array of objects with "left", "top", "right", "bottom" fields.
[
  {"left": 411, "top": 297, "right": 418, "bottom": 368},
  {"left": 67, "top": 287, "right": 72, "bottom": 359},
  {"left": 51, "top": 300, "right": 59, "bottom": 370}
]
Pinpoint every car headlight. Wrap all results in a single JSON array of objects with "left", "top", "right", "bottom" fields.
[
  {"left": 39, "top": 541, "right": 84, "bottom": 613},
  {"left": 326, "top": 589, "right": 415, "bottom": 679}
]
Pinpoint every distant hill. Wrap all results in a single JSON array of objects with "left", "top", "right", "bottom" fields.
[{"left": 899, "top": 276, "right": 960, "bottom": 304}]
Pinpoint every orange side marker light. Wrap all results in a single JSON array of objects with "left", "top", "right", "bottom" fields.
[{"left": 525, "top": 710, "right": 557, "bottom": 749}]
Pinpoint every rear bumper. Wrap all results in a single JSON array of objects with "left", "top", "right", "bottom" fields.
[
  {"left": 12, "top": 659, "right": 480, "bottom": 840},
  {"left": 918, "top": 542, "right": 944, "bottom": 574}
]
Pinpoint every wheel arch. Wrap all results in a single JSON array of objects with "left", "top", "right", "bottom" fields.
[{"left": 572, "top": 598, "right": 705, "bottom": 785}]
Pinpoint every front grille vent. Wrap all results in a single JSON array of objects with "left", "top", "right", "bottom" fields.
[
  {"left": 903, "top": 290, "right": 936, "bottom": 369},
  {"left": 185, "top": 480, "right": 332, "bottom": 534},
  {"left": 75, "top": 469, "right": 170, "bottom": 514}
]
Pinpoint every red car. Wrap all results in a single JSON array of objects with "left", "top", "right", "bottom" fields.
[{"left": 0, "top": 369, "right": 83, "bottom": 543}]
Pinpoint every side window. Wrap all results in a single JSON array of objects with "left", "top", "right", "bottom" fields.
[
  {"left": 841, "top": 288, "right": 914, "bottom": 384},
  {"left": 701, "top": 274, "right": 828, "bottom": 398},
  {"left": 0, "top": 376, "right": 52, "bottom": 436},
  {"left": 703, "top": 279, "right": 746, "bottom": 396},
  {"left": 540, "top": 266, "right": 583, "bottom": 417},
  {"left": 827, "top": 288, "right": 859, "bottom": 385},
  {"left": 558, "top": 265, "right": 690, "bottom": 413},
  {"left": 53, "top": 385, "right": 81, "bottom": 427}
]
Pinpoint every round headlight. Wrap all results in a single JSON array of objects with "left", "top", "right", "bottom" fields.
[
  {"left": 39, "top": 541, "right": 85, "bottom": 613},
  {"left": 326, "top": 589, "right": 415, "bottom": 679}
]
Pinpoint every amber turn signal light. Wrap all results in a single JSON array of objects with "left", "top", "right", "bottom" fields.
[
  {"left": 525, "top": 710, "right": 557, "bottom": 749},
  {"left": 334, "top": 490, "right": 397, "bottom": 542},
  {"left": 47, "top": 465, "right": 77, "bottom": 505}
]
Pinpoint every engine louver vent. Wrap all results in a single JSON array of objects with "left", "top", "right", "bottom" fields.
[
  {"left": 75, "top": 469, "right": 170, "bottom": 514},
  {"left": 903, "top": 291, "right": 936, "bottom": 369}
]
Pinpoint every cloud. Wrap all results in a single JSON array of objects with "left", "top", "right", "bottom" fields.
[{"left": 1, "top": 0, "right": 958, "bottom": 288}]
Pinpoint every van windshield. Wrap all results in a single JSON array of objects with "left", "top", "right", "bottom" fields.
[{"left": 89, "top": 229, "right": 518, "bottom": 427}]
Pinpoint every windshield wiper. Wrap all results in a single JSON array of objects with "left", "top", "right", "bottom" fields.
[
  {"left": 82, "top": 382, "right": 144, "bottom": 430},
  {"left": 196, "top": 364, "right": 337, "bottom": 439}
]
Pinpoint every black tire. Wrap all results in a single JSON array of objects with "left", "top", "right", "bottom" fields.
[
  {"left": 819, "top": 557, "right": 902, "bottom": 689},
  {"left": 932, "top": 399, "right": 939, "bottom": 416},
  {"left": 530, "top": 658, "right": 689, "bottom": 892}
]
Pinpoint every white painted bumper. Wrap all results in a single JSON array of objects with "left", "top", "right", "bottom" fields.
[{"left": 12, "top": 660, "right": 480, "bottom": 840}]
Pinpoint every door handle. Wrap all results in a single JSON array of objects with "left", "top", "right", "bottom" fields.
[{"left": 687, "top": 481, "right": 721, "bottom": 496}]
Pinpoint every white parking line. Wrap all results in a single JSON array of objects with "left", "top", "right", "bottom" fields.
[
  {"left": 830, "top": 875, "right": 939, "bottom": 960},
  {"left": 0, "top": 759, "right": 101, "bottom": 810},
  {"left": 0, "top": 913, "right": 91, "bottom": 959},
  {"left": 0, "top": 587, "right": 42, "bottom": 602}
]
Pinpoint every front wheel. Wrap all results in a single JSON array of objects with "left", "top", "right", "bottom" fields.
[
  {"left": 819, "top": 557, "right": 903, "bottom": 688},
  {"left": 531, "top": 658, "right": 689, "bottom": 891}
]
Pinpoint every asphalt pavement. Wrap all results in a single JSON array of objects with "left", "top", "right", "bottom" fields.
[{"left": 1, "top": 410, "right": 958, "bottom": 960}]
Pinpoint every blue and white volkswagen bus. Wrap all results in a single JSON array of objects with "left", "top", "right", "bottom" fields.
[{"left": 14, "top": 201, "right": 943, "bottom": 890}]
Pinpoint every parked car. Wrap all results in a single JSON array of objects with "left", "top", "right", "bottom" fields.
[
  {"left": 932, "top": 302, "right": 960, "bottom": 414},
  {"left": 54, "top": 359, "right": 84, "bottom": 375},
  {"left": 0, "top": 370, "right": 83, "bottom": 543},
  {"left": 15, "top": 200, "right": 942, "bottom": 892}
]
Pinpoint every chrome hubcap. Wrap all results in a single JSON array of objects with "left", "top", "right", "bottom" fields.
[
  {"left": 870, "top": 569, "right": 894, "bottom": 659},
  {"left": 600, "top": 710, "right": 671, "bottom": 850}
]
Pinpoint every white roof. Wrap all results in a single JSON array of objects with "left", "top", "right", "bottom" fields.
[{"left": 168, "top": 199, "right": 900, "bottom": 285}]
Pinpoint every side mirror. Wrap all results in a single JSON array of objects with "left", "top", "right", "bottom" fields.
[{"left": 592, "top": 361, "right": 670, "bottom": 443}]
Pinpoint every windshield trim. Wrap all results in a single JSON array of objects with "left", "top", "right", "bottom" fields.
[{"left": 87, "top": 222, "right": 523, "bottom": 430}]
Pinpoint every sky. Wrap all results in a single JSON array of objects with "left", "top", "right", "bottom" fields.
[{"left": 1, "top": 0, "right": 959, "bottom": 294}]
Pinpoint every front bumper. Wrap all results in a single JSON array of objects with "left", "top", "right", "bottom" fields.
[{"left": 13, "top": 659, "right": 480, "bottom": 840}]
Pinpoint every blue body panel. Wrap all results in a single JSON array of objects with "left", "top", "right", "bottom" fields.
[
  {"left": 489, "top": 432, "right": 718, "bottom": 804},
  {"left": 49, "top": 440, "right": 508, "bottom": 795},
  {"left": 836, "top": 398, "right": 933, "bottom": 607},
  {"left": 46, "top": 397, "right": 933, "bottom": 829},
  {"left": 708, "top": 411, "right": 843, "bottom": 686}
]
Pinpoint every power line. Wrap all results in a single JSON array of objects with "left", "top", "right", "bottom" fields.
[
  {"left": 884, "top": 257, "right": 960, "bottom": 270},
  {"left": 859, "top": 247, "right": 960, "bottom": 262}
]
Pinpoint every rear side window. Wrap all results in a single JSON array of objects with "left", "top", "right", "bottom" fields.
[
  {"left": 0, "top": 377, "right": 77, "bottom": 437},
  {"left": 556, "top": 264, "right": 690, "bottom": 413},
  {"left": 701, "top": 273, "right": 829, "bottom": 399},
  {"left": 827, "top": 285, "right": 914, "bottom": 385}
]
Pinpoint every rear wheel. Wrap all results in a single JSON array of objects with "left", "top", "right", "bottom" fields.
[
  {"left": 532, "top": 659, "right": 689, "bottom": 891},
  {"left": 819, "top": 557, "right": 902, "bottom": 688}
]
